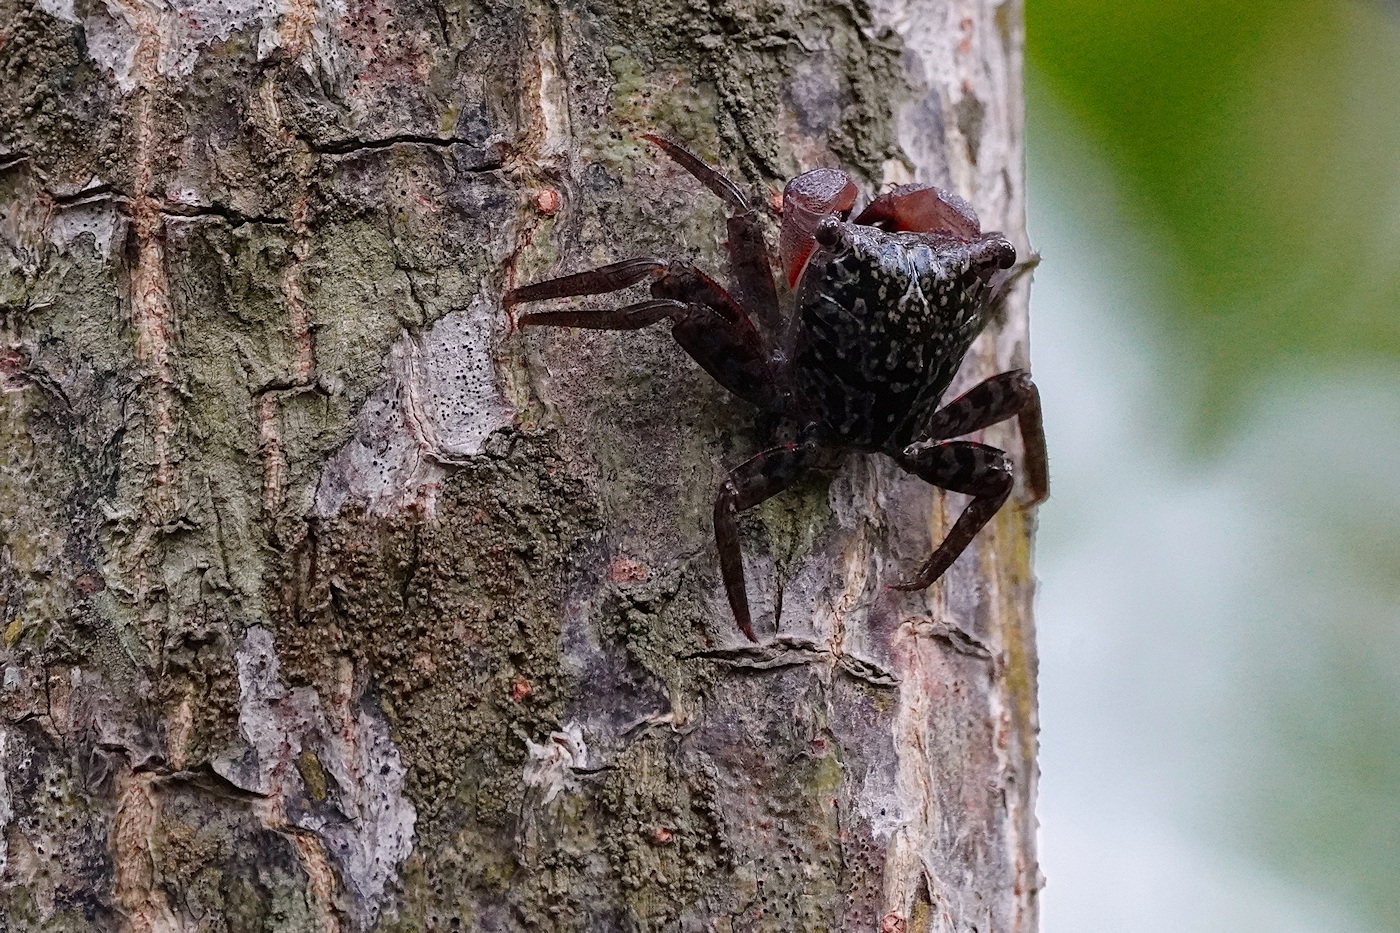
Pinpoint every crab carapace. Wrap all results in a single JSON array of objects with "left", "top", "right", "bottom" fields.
[{"left": 505, "top": 136, "right": 1048, "bottom": 642}]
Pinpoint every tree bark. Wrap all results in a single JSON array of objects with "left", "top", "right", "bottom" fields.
[{"left": 0, "top": 0, "right": 1039, "bottom": 929}]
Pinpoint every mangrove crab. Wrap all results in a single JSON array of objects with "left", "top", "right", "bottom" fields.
[{"left": 505, "top": 136, "right": 1047, "bottom": 642}]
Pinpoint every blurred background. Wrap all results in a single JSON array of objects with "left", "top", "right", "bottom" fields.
[{"left": 1025, "top": 1, "right": 1400, "bottom": 930}]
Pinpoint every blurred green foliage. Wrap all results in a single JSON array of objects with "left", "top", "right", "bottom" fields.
[
  {"left": 1027, "top": 2, "right": 1400, "bottom": 930},
  {"left": 1028, "top": 0, "right": 1400, "bottom": 426}
]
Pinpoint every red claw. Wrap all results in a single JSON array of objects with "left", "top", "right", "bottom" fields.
[
  {"left": 780, "top": 169, "right": 857, "bottom": 288},
  {"left": 853, "top": 184, "right": 982, "bottom": 239}
]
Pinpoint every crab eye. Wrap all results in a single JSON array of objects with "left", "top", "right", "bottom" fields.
[
  {"left": 996, "top": 241, "right": 1017, "bottom": 269},
  {"left": 814, "top": 217, "right": 842, "bottom": 248}
]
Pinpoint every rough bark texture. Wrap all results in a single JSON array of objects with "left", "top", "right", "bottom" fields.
[{"left": 0, "top": 0, "right": 1039, "bottom": 929}]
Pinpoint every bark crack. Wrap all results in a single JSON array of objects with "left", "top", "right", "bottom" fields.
[
  {"left": 159, "top": 203, "right": 290, "bottom": 227},
  {"left": 307, "top": 134, "right": 505, "bottom": 162},
  {"left": 688, "top": 634, "right": 900, "bottom": 688}
]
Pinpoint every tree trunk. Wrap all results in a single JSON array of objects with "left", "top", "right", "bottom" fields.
[{"left": 0, "top": 0, "right": 1039, "bottom": 928}]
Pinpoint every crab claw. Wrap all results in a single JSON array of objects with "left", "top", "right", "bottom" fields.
[
  {"left": 853, "top": 185, "right": 983, "bottom": 239},
  {"left": 779, "top": 168, "right": 858, "bottom": 288}
]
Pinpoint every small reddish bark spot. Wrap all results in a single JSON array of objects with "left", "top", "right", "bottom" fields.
[
  {"left": 0, "top": 348, "right": 26, "bottom": 391},
  {"left": 510, "top": 677, "right": 532, "bottom": 702},
  {"left": 75, "top": 572, "right": 106, "bottom": 596},
  {"left": 533, "top": 188, "right": 561, "bottom": 215},
  {"left": 881, "top": 912, "right": 908, "bottom": 933},
  {"left": 651, "top": 827, "right": 674, "bottom": 845},
  {"left": 768, "top": 189, "right": 784, "bottom": 213},
  {"left": 608, "top": 556, "right": 648, "bottom": 583}
]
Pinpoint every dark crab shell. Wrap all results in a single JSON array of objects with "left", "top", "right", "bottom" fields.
[{"left": 791, "top": 224, "right": 1017, "bottom": 452}]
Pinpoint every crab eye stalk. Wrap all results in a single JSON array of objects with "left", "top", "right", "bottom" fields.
[
  {"left": 969, "top": 237, "right": 1018, "bottom": 283},
  {"left": 994, "top": 239, "right": 1017, "bottom": 269},
  {"left": 780, "top": 168, "right": 858, "bottom": 288},
  {"left": 814, "top": 216, "right": 842, "bottom": 248}
]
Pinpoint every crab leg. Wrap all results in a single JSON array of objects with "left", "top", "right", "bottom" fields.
[
  {"left": 643, "top": 135, "right": 751, "bottom": 211},
  {"left": 724, "top": 213, "right": 782, "bottom": 333},
  {"left": 921, "top": 369, "right": 1048, "bottom": 503},
  {"left": 670, "top": 302, "right": 776, "bottom": 410},
  {"left": 713, "top": 442, "right": 822, "bottom": 641},
  {"left": 890, "top": 440, "right": 1014, "bottom": 590},
  {"left": 644, "top": 134, "right": 781, "bottom": 333},
  {"left": 504, "top": 258, "right": 668, "bottom": 307},
  {"left": 510, "top": 257, "right": 779, "bottom": 411},
  {"left": 516, "top": 300, "right": 685, "bottom": 330}
]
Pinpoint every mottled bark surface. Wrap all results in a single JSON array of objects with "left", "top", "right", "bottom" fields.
[{"left": 0, "top": 0, "right": 1039, "bottom": 929}]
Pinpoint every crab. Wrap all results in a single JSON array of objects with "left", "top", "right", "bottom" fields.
[{"left": 505, "top": 136, "right": 1047, "bottom": 642}]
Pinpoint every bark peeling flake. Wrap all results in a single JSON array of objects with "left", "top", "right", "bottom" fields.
[{"left": 222, "top": 626, "right": 417, "bottom": 930}]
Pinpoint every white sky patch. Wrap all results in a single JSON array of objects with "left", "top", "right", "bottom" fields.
[{"left": 1041, "top": 809, "right": 1374, "bottom": 933}]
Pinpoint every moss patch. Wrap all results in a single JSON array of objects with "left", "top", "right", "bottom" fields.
[
  {"left": 0, "top": 0, "right": 122, "bottom": 186},
  {"left": 270, "top": 430, "right": 601, "bottom": 836},
  {"left": 578, "top": 0, "right": 908, "bottom": 182},
  {"left": 598, "top": 737, "right": 729, "bottom": 927}
]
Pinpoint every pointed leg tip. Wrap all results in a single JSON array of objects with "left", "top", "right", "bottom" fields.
[
  {"left": 1023, "top": 469, "right": 1050, "bottom": 507},
  {"left": 733, "top": 607, "right": 758, "bottom": 642}
]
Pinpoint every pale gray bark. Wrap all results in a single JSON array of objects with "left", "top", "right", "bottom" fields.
[{"left": 0, "top": 0, "right": 1039, "bottom": 929}]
